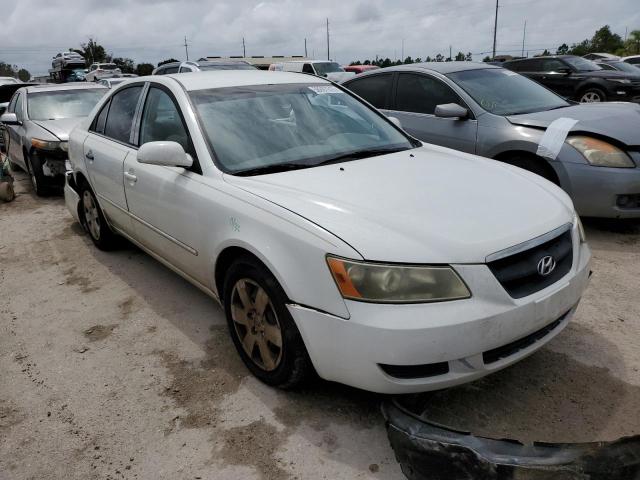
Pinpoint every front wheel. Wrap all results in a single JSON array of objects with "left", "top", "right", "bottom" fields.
[
  {"left": 223, "top": 256, "right": 313, "bottom": 389},
  {"left": 579, "top": 88, "right": 606, "bottom": 103},
  {"left": 25, "top": 152, "right": 48, "bottom": 196},
  {"left": 79, "top": 184, "right": 118, "bottom": 250}
]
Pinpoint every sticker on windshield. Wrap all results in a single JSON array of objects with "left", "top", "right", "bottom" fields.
[{"left": 308, "top": 85, "right": 342, "bottom": 95}]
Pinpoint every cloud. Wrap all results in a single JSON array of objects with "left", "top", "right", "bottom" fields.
[{"left": 0, "top": 0, "right": 638, "bottom": 74}]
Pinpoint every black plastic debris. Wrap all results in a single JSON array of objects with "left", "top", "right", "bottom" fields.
[{"left": 382, "top": 397, "right": 640, "bottom": 480}]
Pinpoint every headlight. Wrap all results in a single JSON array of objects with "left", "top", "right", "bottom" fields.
[
  {"left": 326, "top": 256, "right": 471, "bottom": 303},
  {"left": 60, "top": 141, "right": 69, "bottom": 152},
  {"left": 31, "top": 138, "right": 61, "bottom": 151},
  {"left": 566, "top": 136, "right": 634, "bottom": 168},
  {"left": 575, "top": 215, "right": 586, "bottom": 243},
  {"left": 608, "top": 78, "right": 631, "bottom": 84}
]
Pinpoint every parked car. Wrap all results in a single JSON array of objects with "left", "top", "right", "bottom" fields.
[
  {"left": 152, "top": 62, "right": 181, "bottom": 75},
  {"left": 582, "top": 52, "right": 619, "bottom": 61},
  {"left": 594, "top": 60, "right": 640, "bottom": 74},
  {"left": 85, "top": 63, "right": 122, "bottom": 82},
  {"left": 344, "top": 65, "right": 380, "bottom": 74},
  {"left": 503, "top": 55, "right": 640, "bottom": 103},
  {"left": 0, "top": 77, "right": 20, "bottom": 85},
  {"left": 99, "top": 77, "right": 129, "bottom": 88},
  {"left": 0, "top": 83, "right": 107, "bottom": 194},
  {"left": 342, "top": 62, "right": 640, "bottom": 218},
  {"left": 52, "top": 51, "right": 86, "bottom": 69},
  {"left": 621, "top": 55, "right": 640, "bottom": 67},
  {"left": 64, "top": 70, "right": 590, "bottom": 394},
  {"left": 67, "top": 68, "right": 87, "bottom": 82},
  {"left": 177, "top": 60, "right": 256, "bottom": 72},
  {"left": 280, "top": 60, "right": 355, "bottom": 82}
]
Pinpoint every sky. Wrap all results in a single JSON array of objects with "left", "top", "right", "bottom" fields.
[{"left": 1, "top": 0, "right": 639, "bottom": 76}]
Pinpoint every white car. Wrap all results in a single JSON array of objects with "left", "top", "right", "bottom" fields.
[
  {"left": 85, "top": 63, "right": 122, "bottom": 82},
  {"left": 64, "top": 71, "right": 591, "bottom": 394},
  {"left": 280, "top": 60, "right": 355, "bottom": 82}
]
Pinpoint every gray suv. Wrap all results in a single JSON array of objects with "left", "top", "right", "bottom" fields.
[
  {"left": 0, "top": 84, "right": 106, "bottom": 195},
  {"left": 342, "top": 62, "right": 640, "bottom": 218}
]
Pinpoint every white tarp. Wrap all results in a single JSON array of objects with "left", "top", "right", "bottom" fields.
[{"left": 536, "top": 117, "right": 579, "bottom": 160}]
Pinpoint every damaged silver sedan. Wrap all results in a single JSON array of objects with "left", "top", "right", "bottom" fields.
[{"left": 0, "top": 83, "right": 106, "bottom": 195}]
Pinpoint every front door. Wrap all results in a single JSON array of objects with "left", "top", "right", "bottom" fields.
[{"left": 387, "top": 73, "right": 477, "bottom": 154}]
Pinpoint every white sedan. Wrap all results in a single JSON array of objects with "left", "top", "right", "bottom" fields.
[{"left": 64, "top": 70, "right": 591, "bottom": 394}]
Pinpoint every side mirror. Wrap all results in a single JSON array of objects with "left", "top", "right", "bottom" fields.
[
  {"left": 137, "top": 141, "right": 193, "bottom": 168},
  {"left": 387, "top": 116, "right": 403, "bottom": 129},
  {"left": 434, "top": 103, "right": 468, "bottom": 119},
  {"left": 0, "top": 112, "right": 20, "bottom": 126}
]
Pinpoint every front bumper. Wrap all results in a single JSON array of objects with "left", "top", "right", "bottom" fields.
[
  {"left": 290, "top": 241, "right": 591, "bottom": 394},
  {"left": 562, "top": 154, "right": 640, "bottom": 218},
  {"left": 64, "top": 171, "right": 81, "bottom": 223}
]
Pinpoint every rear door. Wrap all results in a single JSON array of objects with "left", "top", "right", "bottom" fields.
[
  {"left": 387, "top": 72, "right": 477, "bottom": 153},
  {"left": 343, "top": 72, "right": 394, "bottom": 110},
  {"left": 123, "top": 84, "right": 208, "bottom": 284},
  {"left": 84, "top": 84, "right": 144, "bottom": 231}
]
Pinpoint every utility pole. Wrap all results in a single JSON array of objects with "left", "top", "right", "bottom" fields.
[
  {"left": 304, "top": 38, "right": 307, "bottom": 57},
  {"left": 624, "top": 26, "right": 628, "bottom": 42},
  {"left": 326, "top": 18, "right": 330, "bottom": 60},
  {"left": 449, "top": 45, "right": 452, "bottom": 61},
  {"left": 401, "top": 39, "right": 404, "bottom": 61},
  {"left": 521, "top": 20, "right": 527, "bottom": 57},
  {"left": 242, "top": 37, "right": 246, "bottom": 57},
  {"left": 492, "top": 0, "right": 499, "bottom": 60},
  {"left": 184, "top": 36, "right": 189, "bottom": 61}
]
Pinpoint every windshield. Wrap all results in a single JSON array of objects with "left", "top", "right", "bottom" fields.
[
  {"left": 199, "top": 63, "right": 256, "bottom": 71},
  {"left": 606, "top": 62, "right": 640, "bottom": 74},
  {"left": 27, "top": 89, "right": 106, "bottom": 121},
  {"left": 190, "top": 83, "right": 413, "bottom": 175},
  {"left": 314, "top": 62, "right": 344, "bottom": 75},
  {"left": 447, "top": 68, "right": 569, "bottom": 116},
  {"left": 563, "top": 57, "right": 601, "bottom": 72}
]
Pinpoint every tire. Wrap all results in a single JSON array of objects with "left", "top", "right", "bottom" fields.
[
  {"left": 78, "top": 183, "right": 118, "bottom": 250},
  {"left": 24, "top": 152, "right": 49, "bottom": 196},
  {"left": 501, "top": 154, "right": 559, "bottom": 185},
  {"left": 578, "top": 87, "right": 606, "bottom": 103},
  {"left": 223, "top": 256, "right": 313, "bottom": 389}
]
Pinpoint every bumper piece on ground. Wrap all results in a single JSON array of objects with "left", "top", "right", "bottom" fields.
[
  {"left": 64, "top": 172, "right": 81, "bottom": 223},
  {"left": 382, "top": 398, "right": 640, "bottom": 480}
]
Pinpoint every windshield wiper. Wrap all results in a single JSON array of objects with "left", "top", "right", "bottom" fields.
[
  {"left": 233, "top": 162, "right": 312, "bottom": 176},
  {"left": 314, "top": 146, "right": 410, "bottom": 167}
]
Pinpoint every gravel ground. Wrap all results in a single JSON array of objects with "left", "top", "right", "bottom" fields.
[{"left": 1, "top": 171, "right": 639, "bottom": 479}]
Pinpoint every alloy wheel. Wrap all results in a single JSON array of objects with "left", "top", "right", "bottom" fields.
[
  {"left": 230, "top": 278, "right": 283, "bottom": 371},
  {"left": 83, "top": 190, "right": 101, "bottom": 240},
  {"left": 580, "top": 91, "right": 602, "bottom": 102}
]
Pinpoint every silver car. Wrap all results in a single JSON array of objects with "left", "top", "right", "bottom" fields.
[
  {"left": 343, "top": 62, "right": 640, "bottom": 218},
  {"left": 0, "top": 83, "right": 106, "bottom": 195}
]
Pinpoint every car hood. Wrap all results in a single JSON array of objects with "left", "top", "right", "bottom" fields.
[
  {"left": 507, "top": 102, "right": 640, "bottom": 147},
  {"left": 326, "top": 71, "right": 356, "bottom": 82},
  {"left": 224, "top": 145, "right": 574, "bottom": 263},
  {"left": 32, "top": 118, "right": 84, "bottom": 141}
]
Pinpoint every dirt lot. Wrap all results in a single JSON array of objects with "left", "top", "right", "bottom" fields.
[{"left": 1, "top": 171, "right": 639, "bottom": 480}]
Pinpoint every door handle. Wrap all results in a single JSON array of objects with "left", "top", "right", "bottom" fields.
[
  {"left": 124, "top": 171, "right": 137, "bottom": 183},
  {"left": 85, "top": 150, "right": 94, "bottom": 160}
]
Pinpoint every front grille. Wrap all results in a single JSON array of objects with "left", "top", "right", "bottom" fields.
[
  {"left": 487, "top": 230, "right": 573, "bottom": 299},
  {"left": 483, "top": 308, "right": 571, "bottom": 364},
  {"left": 379, "top": 361, "right": 450, "bottom": 379}
]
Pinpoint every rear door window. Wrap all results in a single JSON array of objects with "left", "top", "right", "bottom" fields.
[
  {"left": 92, "top": 100, "right": 110, "bottom": 134},
  {"left": 344, "top": 73, "right": 393, "bottom": 109},
  {"left": 302, "top": 63, "right": 315, "bottom": 74},
  {"left": 7, "top": 92, "right": 20, "bottom": 113},
  {"left": 103, "top": 86, "right": 143, "bottom": 144},
  {"left": 395, "top": 73, "right": 462, "bottom": 115},
  {"left": 539, "top": 59, "right": 567, "bottom": 72}
]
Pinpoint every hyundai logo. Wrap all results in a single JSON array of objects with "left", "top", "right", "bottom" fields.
[{"left": 537, "top": 255, "right": 556, "bottom": 276}]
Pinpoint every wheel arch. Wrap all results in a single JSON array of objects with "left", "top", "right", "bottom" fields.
[{"left": 492, "top": 150, "right": 561, "bottom": 185}]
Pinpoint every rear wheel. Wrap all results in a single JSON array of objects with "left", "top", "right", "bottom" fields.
[
  {"left": 223, "top": 256, "right": 313, "bottom": 389},
  {"left": 79, "top": 183, "right": 118, "bottom": 250},
  {"left": 578, "top": 88, "right": 606, "bottom": 103}
]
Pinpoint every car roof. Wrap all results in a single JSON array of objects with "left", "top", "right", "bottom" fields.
[
  {"left": 188, "top": 60, "right": 251, "bottom": 67},
  {"left": 23, "top": 83, "right": 108, "bottom": 94},
  {"left": 622, "top": 55, "right": 640, "bottom": 60},
  {"left": 365, "top": 61, "right": 502, "bottom": 75},
  {"left": 165, "top": 70, "right": 329, "bottom": 91}
]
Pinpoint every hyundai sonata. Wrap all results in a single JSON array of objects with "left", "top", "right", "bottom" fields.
[{"left": 64, "top": 71, "right": 591, "bottom": 393}]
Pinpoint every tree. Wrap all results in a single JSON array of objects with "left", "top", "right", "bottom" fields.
[
  {"left": 455, "top": 51, "right": 466, "bottom": 61},
  {"left": 465, "top": 52, "right": 473, "bottom": 61},
  {"left": 435, "top": 53, "right": 444, "bottom": 62},
  {"left": 425, "top": 56, "right": 432, "bottom": 62},
  {"left": 403, "top": 56, "right": 413, "bottom": 64},
  {"left": 112, "top": 57, "right": 135, "bottom": 74},
  {"left": 591, "top": 25, "right": 623, "bottom": 53},
  {"left": 158, "top": 58, "right": 179, "bottom": 67},
  {"left": 556, "top": 43, "right": 569, "bottom": 55},
  {"left": 0, "top": 62, "right": 16, "bottom": 77},
  {"left": 71, "top": 38, "right": 108, "bottom": 66},
  {"left": 17, "top": 69, "right": 30, "bottom": 81},
  {"left": 135, "top": 63, "right": 154, "bottom": 76},
  {"left": 482, "top": 55, "right": 492, "bottom": 62},
  {"left": 363, "top": 59, "right": 371, "bottom": 65},
  {"left": 414, "top": 57, "right": 422, "bottom": 63},
  {"left": 621, "top": 29, "right": 640, "bottom": 55}
]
